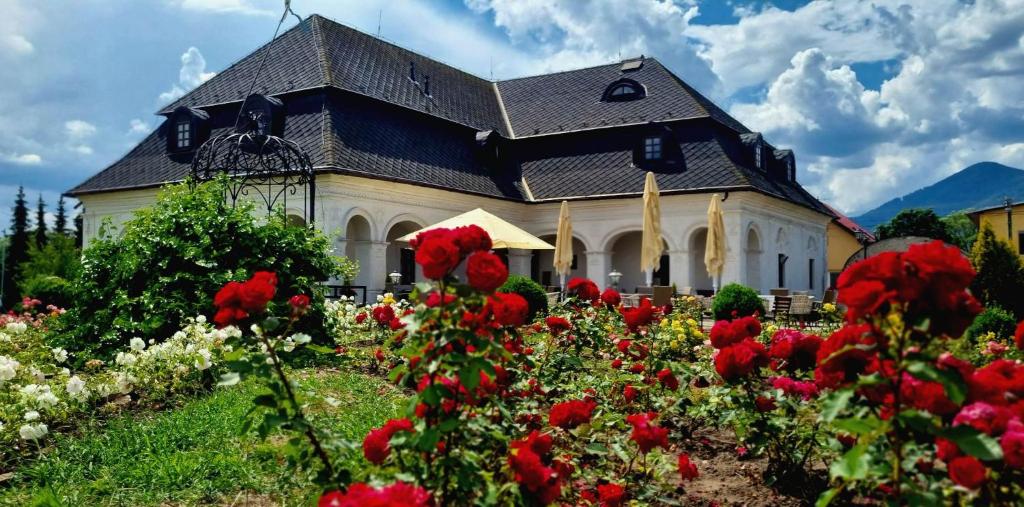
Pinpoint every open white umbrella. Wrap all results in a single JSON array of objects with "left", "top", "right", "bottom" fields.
[
  {"left": 704, "top": 194, "right": 726, "bottom": 293},
  {"left": 553, "top": 201, "right": 573, "bottom": 290},
  {"left": 641, "top": 172, "right": 663, "bottom": 286},
  {"left": 397, "top": 208, "right": 554, "bottom": 250}
]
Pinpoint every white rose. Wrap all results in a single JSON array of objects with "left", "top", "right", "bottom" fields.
[
  {"left": 129, "top": 337, "right": 146, "bottom": 352},
  {"left": 52, "top": 347, "right": 69, "bottom": 363},
  {"left": 67, "top": 375, "right": 86, "bottom": 395},
  {"left": 19, "top": 423, "right": 48, "bottom": 441},
  {"left": 36, "top": 391, "right": 59, "bottom": 409},
  {"left": 23, "top": 410, "right": 40, "bottom": 421},
  {"left": 195, "top": 349, "right": 212, "bottom": 370},
  {"left": 291, "top": 333, "right": 312, "bottom": 344},
  {"left": 0, "top": 356, "right": 19, "bottom": 381},
  {"left": 115, "top": 352, "right": 137, "bottom": 367},
  {"left": 196, "top": 315, "right": 207, "bottom": 324},
  {"left": 5, "top": 321, "right": 27, "bottom": 334}
]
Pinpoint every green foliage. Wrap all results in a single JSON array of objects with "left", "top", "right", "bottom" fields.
[
  {"left": 970, "top": 224, "right": 1024, "bottom": 319},
  {"left": 20, "top": 275, "right": 73, "bottom": 309},
  {"left": 4, "top": 186, "right": 31, "bottom": 308},
  {"left": 55, "top": 196, "right": 69, "bottom": 236},
  {"left": 335, "top": 256, "right": 360, "bottom": 284},
  {"left": 876, "top": 208, "right": 951, "bottom": 242},
  {"left": 711, "top": 283, "right": 765, "bottom": 321},
  {"left": 964, "top": 306, "right": 1017, "bottom": 342},
  {"left": 52, "top": 179, "right": 338, "bottom": 359},
  {"left": 19, "top": 233, "right": 81, "bottom": 301},
  {"left": 498, "top": 274, "right": 548, "bottom": 320},
  {"left": 34, "top": 195, "right": 47, "bottom": 249},
  {"left": 941, "top": 212, "right": 978, "bottom": 251}
]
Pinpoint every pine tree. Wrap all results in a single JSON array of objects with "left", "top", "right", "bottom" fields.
[
  {"left": 3, "top": 186, "right": 31, "bottom": 308},
  {"left": 55, "top": 195, "right": 68, "bottom": 236},
  {"left": 970, "top": 224, "right": 1024, "bottom": 319},
  {"left": 74, "top": 213, "right": 83, "bottom": 249},
  {"left": 34, "top": 195, "right": 47, "bottom": 248}
]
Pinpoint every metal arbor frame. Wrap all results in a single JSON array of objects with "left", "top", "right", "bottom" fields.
[{"left": 189, "top": 114, "right": 316, "bottom": 224}]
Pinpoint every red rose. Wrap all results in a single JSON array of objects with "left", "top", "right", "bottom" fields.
[
  {"left": 755, "top": 395, "right": 776, "bottom": 412},
  {"left": 769, "top": 376, "right": 819, "bottom": 400},
  {"left": 714, "top": 338, "right": 768, "bottom": 382},
  {"left": 567, "top": 277, "right": 601, "bottom": 304},
  {"left": 678, "top": 453, "right": 699, "bottom": 481},
  {"left": 410, "top": 227, "right": 454, "bottom": 249},
  {"left": 361, "top": 418, "right": 413, "bottom": 464},
  {"left": 213, "top": 306, "right": 248, "bottom": 328},
  {"left": 968, "top": 359, "right": 1024, "bottom": 405},
  {"left": 935, "top": 437, "right": 961, "bottom": 462},
  {"left": 656, "top": 368, "right": 679, "bottom": 391},
  {"left": 629, "top": 363, "right": 645, "bottom": 374},
  {"left": 466, "top": 251, "right": 509, "bottom": 292},
  {"left": 769, "top": 329, "right": 822, "bottom": 372},
  {"left": 372, "top": 305, "right": 395, "bottom": 327},
  {"left": 509, "top": 431, "right": 561, "bottom": 505},
  {"left": 611, "top": 359, "right": 623, "bottom": 369},
  {"left": 355, "top": 312, "right": 367, "bottom": 324},
  {"left": 549, "top": 399, "right": 596, "bottom": 429},
  {"left": 425, "top": 291, "right": 456, "bottom": 307},
  {"left": 214, "top": 281, "right": 243, "bottom": 308},
  {"left": 373, "top": 348, "right": 385, "bottom": 362},
  {"left": 709, "top": 320, "right": 740, "bottom": 348},
  {"left": 453, "top": 224, "right": 492, "bottom": 255},
  {"left": 238, "top": 271, "right": 277, "bottom": 312},
  {"left": 318, "top": 482, "right": 431, "bottom": 507},
  {"left": 901, "top": 373, "right": 957, "bottom": 416},
  {"left": 289, "top": 294, "right": 310, "bottom": 317},
  {"left": 625, "top": 412, "right": 669, "bottom": 453},
  {"left": 546, "top": 316, "right": 571, "bottom": 335},
  {"left": 597, "top": 483, "right": 625, "bottom": 507},
  {"left": 814, "top": 324, "right": 878, "bottom": 389},
  {"left": 953, "top": 402, "right": 1013, "bottom": 436},
  {"left": 623, "top": 384, "right": 638, "bottom": 403},
  {"left": 948, "top": 456, "right": 987, "bottom": 489},
  {"left": 1001, "top": 425, "right": 1024, "bottom": 468},
  {"left": 601, "top": 288, "right": 621, "bottom": 307},
  {"left": 621, "top": 298, "right": 655, "bottom": 333},
  {"left": 415, "top": 234, "right": 461, "bottom": 280},
  {"left": 487, "top": 292, "right": 530, "bottom": 327}
]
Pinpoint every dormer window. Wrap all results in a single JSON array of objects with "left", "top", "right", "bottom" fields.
[
  {"left": 175, "top": 120, "right": 191, "bottom": 149},
  {"left": 754, "top": 141, "right": 763, "bottom": 169},
  {"left": 165, "top": 106, "right": 209, "bottom": 153},
  {"left": 603, "top": 78, "right": 646, "bottom": 102},
  {"left": 644, "top": 136, "right": 662, "bottom": 160},
  {"left": 238, "top": 93, "right": 284, "bottom": 136}
]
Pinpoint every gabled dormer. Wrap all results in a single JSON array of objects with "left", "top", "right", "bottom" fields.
[
  {"left": 238, "top": 93, "right": 285, "bottom": 136},
  {"left": 474, "top": 129, "right": 505, "bottom": 168},
  {"left": 739, "top": 132, "right": 765, "bottom": 171},
  {"left": 166, "top": 106, "right": 210, "bottom": 153},
  {"left": 773, "top": 149, "right": 796, "bottom": 182},
  {"left": 633, "top": 123, "right": 683, "bottom": 171},
  {"left": 602, "top": 78, "right": 647, "bottom": 102}
]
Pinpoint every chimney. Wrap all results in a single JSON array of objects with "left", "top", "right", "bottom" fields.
[{"left": 409, "top": 61, "right": 416, "bottom": 83}]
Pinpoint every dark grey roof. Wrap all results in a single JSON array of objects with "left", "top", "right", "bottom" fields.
[
  {"left": 70, "top": 14, "right": 826, "bottom": 218},
  {"left": 497, "top": 58, "right": 751, "bottom": 137},
  {"left": 160, "top": 15, "right": 508, "bottom": 136}
]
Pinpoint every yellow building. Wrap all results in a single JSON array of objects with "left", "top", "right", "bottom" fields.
[
  {"left": 823, "top": 203, "right": 875, "bottom": 288},
  {"left": 968, "top": 201, "right": 1024, "bottom": 254}
]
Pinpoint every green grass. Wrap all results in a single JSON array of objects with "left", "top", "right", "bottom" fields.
[{"left": 0, "top": 369, "right": 405, "bottom": 507}]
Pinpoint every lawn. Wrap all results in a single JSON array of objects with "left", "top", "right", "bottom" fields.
[{"left": 1, "top": 369, "right": 404, "bottom": 507}]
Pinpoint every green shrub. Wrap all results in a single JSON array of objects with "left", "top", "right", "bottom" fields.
[
  {"left": 498, "top": 275, "right": 548, "bottom": 321},
  {"left": 964, "top": 306, "right": 1017, "bottom": 342},
  {"left": 711, "top": 283, "right": 765, "bottom": 321},
  {"left": 971, "top": 224, "right": 1024, "bottom": 319},
  {"left": 51, "top": 179, "right": 338, "bottom": 360},
  {"left": 20, "top": 275, "right": 73, "bottom": 309}
]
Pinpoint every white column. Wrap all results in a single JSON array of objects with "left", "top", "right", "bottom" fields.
[
  {"left": 667, "top": 249, "right": 687, "bottom": 291},
  {"left": 507, "top": 248, "right": 533, "bottom": 278},
  {"left": 367, "top": 241, "right": 389, "bottom": 296},
  {"left": 585, "top": 250, "right": 611, "bottom": 289},
  {"left": 721, "top": 212, "right": 743, "bottom": 287}
]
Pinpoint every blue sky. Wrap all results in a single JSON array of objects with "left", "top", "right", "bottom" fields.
[{"left": 1, "top": 0, "right": 1023, "bottom": 228}]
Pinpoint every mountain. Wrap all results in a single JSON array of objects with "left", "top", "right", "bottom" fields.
[{"left": 852, "top": 162, "right": 1024, "bottom": 231}]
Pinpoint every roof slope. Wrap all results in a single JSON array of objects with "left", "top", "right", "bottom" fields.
[
  {"left": 160, "top": 15, "right": 507, "bottom": 135},
  {"left": 823, "top": 202, "right": 875, "bottom": 240},
  {"left": 496, "top": 58, "right": 750, "bottom": 137}
]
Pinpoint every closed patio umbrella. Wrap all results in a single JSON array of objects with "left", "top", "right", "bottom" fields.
[
  {"left": 704, "top": 194, "right": 726, "bottom": 293},
  {"left": 641, "top": 172, "right": 663, "bottom": 286},
  {"left": 553, "top": 201, "right": 573, "bottom": 290}
]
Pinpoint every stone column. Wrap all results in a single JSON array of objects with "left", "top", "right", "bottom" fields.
[
  {"left": 507, "top": 248, "right": 533, "bottom": 278},
  {"left": 721, "top": 212, "right": 743, "bottom": 287},
  {"left": 366, "top": 241, "right": 389, "bottom": 297},
  {"left": 585, "top": 250, "right": 611, "bottom": 289},
  {"left": 667, "top": 249, "right": 688, "bottom": 290}
]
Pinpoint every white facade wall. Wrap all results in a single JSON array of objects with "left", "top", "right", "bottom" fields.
[{"left": 78, "top": 174, "right": 830, "bottom": 298}]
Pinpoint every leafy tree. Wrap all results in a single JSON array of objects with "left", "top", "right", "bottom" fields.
[
  {"left": 941, "top": 211, "right": 978, "bottom": 251},
  {"left": 876, "top": 208, "right": 951, "bottom": 242},
  {"left": 3, "top": 186, "right": 31, "bottom": 308},
  {"left": 55, "top": 195, "right": 68, "bottom": 236},
  {"left": 74, "top": 213, "right": 83, "bottom": 248},
  {"left": 34, "top": 195, "right": 47, "bottom": 248},
  {"left": 51, "top": 179, "right": 339, "bottom": 360},
  {"left": 19, "top": 233, "right": 82, "bottom": 308},
  {"left": 970, "top": 224, "right": 1024, "bottom": 319}
]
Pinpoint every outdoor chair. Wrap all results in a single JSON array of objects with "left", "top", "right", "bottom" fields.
[
  {"left": 771, "top": 296, "right": 792, "bottom": 324},
  {"left": 790, "top": 295, "right": 813, "bottom": 323},
  {"left": 769, "top": 288, "right": 790, "bottom": 297},
  {"left": 546, "top": 292, "right": 560, "bottom": 308},
  {"left": 822, "top": 289, "right": 836, "bottom": 304},
  {"left": 652, "top": 286, "right": 673, "bottom": 307}
]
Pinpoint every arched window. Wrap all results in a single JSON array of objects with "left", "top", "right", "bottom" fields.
[{"left": 602, "top": 79, "right": 646, "bottom": 102}]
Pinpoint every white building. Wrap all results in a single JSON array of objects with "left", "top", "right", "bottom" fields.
[{"left": 69, "top": 15, "right": 831, "bottom": 298}]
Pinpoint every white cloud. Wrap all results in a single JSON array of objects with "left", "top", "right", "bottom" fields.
[
  {"left": 127, "top": 119, "right": 150, "bottom": 135},
  {"left": 64, "top": 120, "right": 97, "bottom": 156},
  {"left": 158, "top": 47, "right": 216, "bottom": 105},
  {"left": 1, "top": 152, "right": 42, "bottom": 165},
  {"left": 2, "top": 34, "right": 33, "bottom": 55},
  {"left": 168, "top": 0, "right": 274, "bottom": 16}
]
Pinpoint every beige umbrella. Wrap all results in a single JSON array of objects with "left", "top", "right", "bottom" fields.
[
  {"left": 397, "top": 208, "right": 554, "bottom": 250},
  {"left": 641, "top": 172, "right": 663, "bottom": 286},
  {"left": 553, "top": 201, "right": 573, "bottom": 289},
  {"left": 704, "top": 194, "right": 726, "bottom": 293}
]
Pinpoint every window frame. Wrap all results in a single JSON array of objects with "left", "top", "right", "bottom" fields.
[
  {"left": 754, "top": 141, "right": 763, "bottom": 169},
  {"left": 602, "top": 78, "right": 646, "bottom": 102},
  {"left": 643, "top": 136, "right": 663, "bottom": 161},
  {"left": 175, "top": 119, "right": 192, "bottom": 150}
]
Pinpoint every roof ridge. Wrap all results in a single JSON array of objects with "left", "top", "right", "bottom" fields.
[
  {"left": 496, "top": 60, "right": 626, "bottom": 83},
  {"left": 653, "top": 59, "right": 751, "bottom": 134},
  {"left": 310, "top": 15, "right": 331, "bottom": 86}
]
